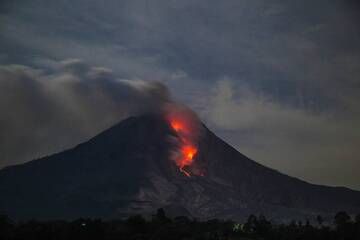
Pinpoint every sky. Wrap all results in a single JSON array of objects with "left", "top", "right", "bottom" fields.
[{"left": 0, "top": 0, "right": 360, "bottom": 190}]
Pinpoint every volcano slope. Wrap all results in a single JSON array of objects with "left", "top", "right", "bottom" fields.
[{"left": 0, "top": 114, "right": 359, "bottom": 221}]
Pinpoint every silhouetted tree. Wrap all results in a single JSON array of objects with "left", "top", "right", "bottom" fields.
[
  {"left": 151, "top": 208, "right": 171, "bottom": 225},
  {"left": 335, "top": 211, "right": 351, "bottom": 228},
  {"left": 243, "top": 215, "right": 257, "bottom": 234},
  {"left": 126, "top": 215, "right": 147, "bottom": 234},
  {"left": 256, "top": 215, "right": 272, "bottom": 236},
  {"left": 355, "top": 214, "right": 360, "bottom": 240},
  {"left": 0, "top": 214, "right": 13, "bottom": 239},
  {"left": 4, "top": 211, "right": 360, "bottom": 240},
  {"left": 316, "top": 215, "right": 324, "bottom": 227},
  {"left": 355, "top": 214, "right": 360, "bottom": 224},
  {"left": 335, "top": 211, "right": 352, "bottom": 240}
]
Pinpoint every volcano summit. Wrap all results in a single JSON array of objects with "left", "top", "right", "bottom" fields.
[{"left": 0, "top": 113, "right": 360, "bottom": 221}]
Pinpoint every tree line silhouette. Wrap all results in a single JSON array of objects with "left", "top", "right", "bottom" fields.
[{"left": 1, "top": 209, "right": 360, "bottom": 240}]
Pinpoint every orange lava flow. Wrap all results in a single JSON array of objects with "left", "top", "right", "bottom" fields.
[
  {"left": 169, "top": 119, "right": 198, "bottom": 177},
  {"left": 179, "top": 145, "right": 197, "bottom": 177}
]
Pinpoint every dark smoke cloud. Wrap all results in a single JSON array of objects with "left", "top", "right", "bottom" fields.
[{"left": 0, "top": 59, "right": 171, "bottom": 169}]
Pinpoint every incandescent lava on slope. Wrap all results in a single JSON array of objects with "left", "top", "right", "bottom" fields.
[{"left": 165, "top": 104, "right": 202, "bottom": 177}]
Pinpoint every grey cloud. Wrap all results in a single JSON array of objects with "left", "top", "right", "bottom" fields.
[
  {"left": 0, "top": 59, "right": 170, "bottom": 169},
  {"left": 2, "top": 0, "right": 359, "bottom": 109},
  {"left": 203, "top": 79, "right": 360, "bottom": 190}
]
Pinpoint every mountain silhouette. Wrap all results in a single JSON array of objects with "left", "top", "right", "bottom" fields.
[{"left": 0, "top": 114, "right": 359, "bottom": 221}]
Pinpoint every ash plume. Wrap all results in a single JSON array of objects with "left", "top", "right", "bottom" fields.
[{"left": 0, "top": 59, "right": 171, "bottom": 168}]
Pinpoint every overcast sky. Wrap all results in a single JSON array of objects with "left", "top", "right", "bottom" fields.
[{"left": 1, "top": 0, "right": 360, "bottom": 190}]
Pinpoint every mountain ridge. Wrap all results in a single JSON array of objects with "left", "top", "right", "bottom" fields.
[{"left": 0, "top": 114, "right": 359, "bottom": 221}]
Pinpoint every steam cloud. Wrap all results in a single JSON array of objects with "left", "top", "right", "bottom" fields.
[{"left": 0, "top": 59, "right": 171, "bottom": 169}]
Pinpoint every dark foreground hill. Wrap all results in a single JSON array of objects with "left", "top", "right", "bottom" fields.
[{"left": 0, "top": 114, "right": 359, "bottom": 221}]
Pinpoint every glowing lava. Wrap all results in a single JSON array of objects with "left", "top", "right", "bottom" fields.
[
  {"left": 179, "top": 145, "right": 197, "bottom": 177},
  {"left": 170, "top": 120, "right": 184, "bottom": 132},
  {"left": 169, "top": 118, "right": 198, "bottom": 177}
]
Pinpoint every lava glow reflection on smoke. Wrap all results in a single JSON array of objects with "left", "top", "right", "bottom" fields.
[{"left": 170, "top": 120, "right": 184, "bottom": 132}]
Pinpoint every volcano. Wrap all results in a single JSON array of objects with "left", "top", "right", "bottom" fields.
[{"left": 0, "top": 114, "right": 360, "bottom": 221}]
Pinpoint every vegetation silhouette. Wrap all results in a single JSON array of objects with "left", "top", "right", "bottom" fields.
[{"left": 1, "top": 210, "right": 360, "bottom": 240}]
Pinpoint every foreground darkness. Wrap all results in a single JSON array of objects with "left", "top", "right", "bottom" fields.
[{"left": 1, "top": 209, "right": 360, "bottom": 240}]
